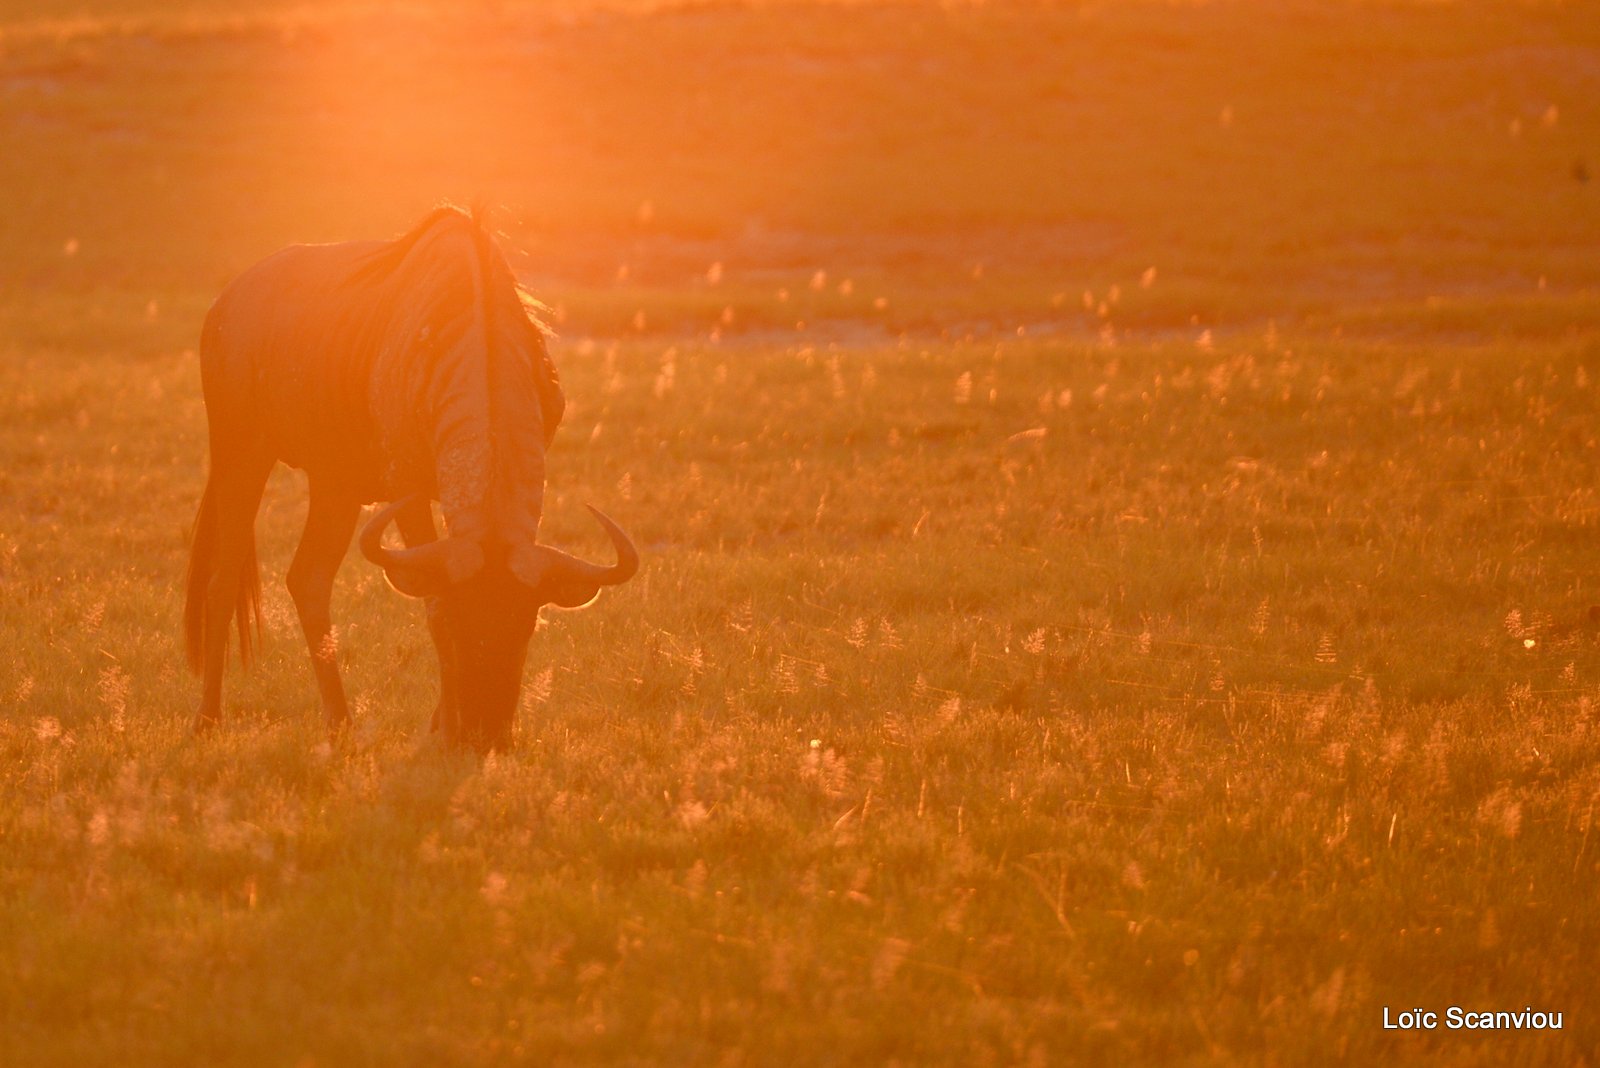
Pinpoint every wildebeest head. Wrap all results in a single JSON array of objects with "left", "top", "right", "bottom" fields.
[{"left": 359, "top": 497, "right": 638, "bottom": 750}]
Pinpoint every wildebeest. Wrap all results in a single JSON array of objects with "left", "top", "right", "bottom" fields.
[{"left": 183, "top": 206, "right": 637, "bottom": 751}]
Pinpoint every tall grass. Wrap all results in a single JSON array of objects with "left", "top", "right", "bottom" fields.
[{"left": 4, "top": 321, "right": 1599, "bottom": 1062}]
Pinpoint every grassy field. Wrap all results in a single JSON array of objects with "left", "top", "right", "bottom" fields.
[{"left": 3, "top": 1, "right": 1600, "bottom": 1064}]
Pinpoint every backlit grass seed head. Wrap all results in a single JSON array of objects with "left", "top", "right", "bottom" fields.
[
  {"left": 1315, "top": 633, "right": 1338, "bottom": 665},
  {"left": 1301, "top": 693, "right": 1329, "bottom": 737},
  {"left": 480, "top": 871, "right": 510, "bottom": 906},
  {"left": 88, "top": 809, "right": 111, "bottom": 848},
  {"left": 1478, "top": 910, "right": 1502, "bottom": 950},
  {"left": 801, "top": 745, "right": 850, "bottom": 800},
  {"left": 523, "top": 666, "right": 554, "bottom": 711},
  {"left": 871, "top": 937, "right": 911, "bottom": 990},
  {"left": 676, "top": 799, "right": 710, "bottom": 828},
  {"left": 259, "top": 589, "right": 296, "bottom": 635},
  {"left": 1121, "top": 861, "right": 1146, "bottom": 891},
  {"left": 1477, "top": 788, "right": 1523, "bottom": 839},
  {"left": 877, "top": 619, "right": 901, "bottom": 649},
  {"left": 1005, "top": 427, "right": 1047, "bottom": 452},
  {"left": 99, "top": 664, "right": 128, "bottom": 730},
  {"left": 683, "top": 859, "right": 708, "bottom": 900},
  {"left": 847, "top": 617, "right": 868, "bottom": 648},
  {"left": 953, "top": 371, "right": 972, "bottom": 405},
  {"left": 1380, "top": 730, "right": 1409, "bottom": 771},
  {"left": 775, "top": 656, "right": 799, "bottom": 696},
  {"left": 1310, "top": 968, "right": 1346, "bottom": 1019},
  {"left": 1393, "top": 367, "right": 1427, "bottom": 401},
  {"left": 1423, "top": 724, "right": 1451, "bottom": 792},
  {"left": 653, "top": 348, "right": 677, "bottom": 398}
]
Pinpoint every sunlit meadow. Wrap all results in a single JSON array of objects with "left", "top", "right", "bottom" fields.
[{"left": 3, "top": 1, "right": 1600, "bottom": 1064}]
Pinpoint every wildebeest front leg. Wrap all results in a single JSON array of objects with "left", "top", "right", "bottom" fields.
[
  {"left": 287, "top": 480, "right": 361, "bottom": 734},
  {"left": 391, "top": 499, "right": 460, "bottom": 742}
]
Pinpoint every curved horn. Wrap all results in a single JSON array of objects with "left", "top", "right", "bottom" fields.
[
  {"left": 510, "top": 505, "right": 639, "bottom": 608},
  {"left": 582, "top": 505, "right": 640, "bottom": 585},
  {"left": 359, "top": 496, "right": 485, "bottom": 598}
]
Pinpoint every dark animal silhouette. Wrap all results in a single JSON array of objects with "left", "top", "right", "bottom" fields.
[{"left": 183, "top": 207, "right": 636, "bottom": 750}]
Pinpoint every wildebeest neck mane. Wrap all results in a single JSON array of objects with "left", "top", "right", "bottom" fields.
[{"left": 350, "top": 207, "right": 562, "bottom": 545}]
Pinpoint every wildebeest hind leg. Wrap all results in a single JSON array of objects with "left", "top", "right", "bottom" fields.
[
  {"left": 193, "top": 452, "right": 274, "bottom": 733},
  {"left": 288, "top": 480, "right": 361, "bottom": 735}
]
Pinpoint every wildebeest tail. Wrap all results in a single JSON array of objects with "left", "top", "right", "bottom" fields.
[{"left": 183, "top": 479, "right": 263, "bottom": 674}]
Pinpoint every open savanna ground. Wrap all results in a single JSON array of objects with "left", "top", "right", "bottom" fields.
[{"left": 4, "top": 0, "right": 1600, "bottom": 1064}]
